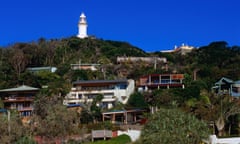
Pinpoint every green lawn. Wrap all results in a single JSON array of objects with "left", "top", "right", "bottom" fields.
[{"left": 88, "top": 134, "right": 131, "bottom": 144}]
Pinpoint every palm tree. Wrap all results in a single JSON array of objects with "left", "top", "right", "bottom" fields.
[{"left": 212, "top": 94, "right": 240, "bottom": 136}]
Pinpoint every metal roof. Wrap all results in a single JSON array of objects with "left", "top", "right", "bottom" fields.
[
  {"left": 0, "top": 108, "right": 7, "bottom": 113},
  {"left": 102, "top": 109, "right": 146, "bottom": 115},
  {"left": 215, "top": 77, "right": 234, "bottom": 85},
  {"left": 67, "top": 104, "right": 84, "bottom": 108},
  {"left": 71, "top": 63, "right": 100, "bottom": 66},
  {"left": 73, "top": 79, "right": 128, "bottom": 85},
  {"left": 0, "top": 85, "right": 39, "bottom": 92},
  {"left": 27, "top": 66, "right": 57, "bottom": 73},
  {"left": 234, "top": 80, "right": 240, "bottom": 84}
]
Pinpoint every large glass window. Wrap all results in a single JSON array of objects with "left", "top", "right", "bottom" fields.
[
  {"left": 117, "top": 83, "right": 127, "bottom": 89},
  {"left": 78, "top": 94, "right": 82, "bottom": 99}
]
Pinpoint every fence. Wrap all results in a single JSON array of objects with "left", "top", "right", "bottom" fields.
[{"left": 91, "top": 130, "right": 112, "bottom": 141}]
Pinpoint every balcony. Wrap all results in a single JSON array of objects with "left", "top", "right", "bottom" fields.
[
  {"left": 3, "top": 97, "right": 34, "bottom": 102},
  {"left": 18, "top": 107, "right": 33, "bottom": 112},
  {"left": 6, "top": 106, "right": 33, "bottom": 112},
  {"left": 102, "top": 97, "right": 116, "bottom": 102}
]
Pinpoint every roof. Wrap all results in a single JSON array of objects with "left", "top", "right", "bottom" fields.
[
  {"left": 234, "top": 80, "right": 240, "bottom": 84},
  {"left": 0, "top": 85, "right": 39, "bottom": 92},
  {"left": 215, "top": 77, "right": 234, "bottom": 85},
  {"left": 73, "top": 79, "right": 128, "bottom": 85},
  {"left": 67, "top": 104, "right": 84, "bottom": 108},
  {"left": 80, "top": 12, "right": 86, "bottom": 18},
  {"left": 102, "top": 109, "right": 146, "bottom": 115},
  {"left": 27, "top": 66, "right": 57, "bottom": 73},
  {"left": 71, "top": 63, "right": 100, "bottom": 66},
  {"left": 0, "top": 108, "right": 7, "bottom": 113}
]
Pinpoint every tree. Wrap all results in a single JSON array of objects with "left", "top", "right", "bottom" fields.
[
  {"left": 32, "top": 94, "right": 80, "bottom": 139},
  {"left": 19, "top": 71, "right": 39, "bottom": 87},
  {"left": 143, "top": 91, "right": 157, "bottom": 114},
  {"left": 98, "top": 56, "right": 112, "bottom": 79},
  {"left": 70, "top": 70, "right": 89, "bottom": 81},
  {"left": 0, "top": 110, "right": 27, "bottom": 143},
  {"left": 211, "top": 95, "right": 240, "bottom": 136},
  {"left": 139, "top": 108, "right": 210, "bottom": 144},
  {"left": 80, "top": 108, "right": 93, "bottom": 124},
  {"left": 15, "top": 136, "right": 36, "bottom": 144},
  {"left": 90, "top": 94, "right": 104, "bottom": 122},
  {"left": 9, "top": 48, "right": 28, "bottom": 80},
  {"left": 126, "top": 92, "right": 148, "bottom": 109},
  {"left": 152, "top": 89, "right": 177, "bottom": 108},
  {"left": 0, "top": 99, "right": 4, "bottom": 108},
  {"left": 44, "top": 41, "right": 57, "bottom": 66}
]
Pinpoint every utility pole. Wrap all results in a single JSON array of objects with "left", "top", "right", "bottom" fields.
[
  {"left": 154, "top": 57, "right": 157, "bottom": 70},
  {"left": 7, "top": 110, "right": 10, "bottom": 137}
]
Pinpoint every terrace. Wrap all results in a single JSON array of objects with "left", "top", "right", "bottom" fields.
[{"left": 138, "top": 74, "right": 184, "bottom": 91}]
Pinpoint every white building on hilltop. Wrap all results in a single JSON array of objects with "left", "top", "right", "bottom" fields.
[
  {"left": 77, "top": 12, "right": 88, "bottom": 38},
  {"left": 161, "top": 43, "right": 195, "bottom": 55}
]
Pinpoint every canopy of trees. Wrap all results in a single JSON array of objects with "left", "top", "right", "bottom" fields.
[{"left": 139, "top": 108, "right": 210, "bottom": 144}]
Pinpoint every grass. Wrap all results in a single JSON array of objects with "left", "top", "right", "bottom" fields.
[{"left": 87, "top": 134, "right": 131, "bottom": 144}]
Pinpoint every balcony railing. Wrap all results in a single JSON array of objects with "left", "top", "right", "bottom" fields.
[
  {"left": 140, "top": 80, "right": 182, "bottom": 85},
  {"left": 6, "top": 106, "right": 33, "bottom": 111},
  {"left": 3, "top": 97, "right": 34, "bottom": 102}
]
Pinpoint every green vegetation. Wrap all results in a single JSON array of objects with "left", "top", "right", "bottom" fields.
[
  {"left": 88, "top": 134, "right": 131, "bottom": 144},
  {"left": 32, "top": 95, "right": 80, "bottom": 139},
  {"left": 0, "top": 110, "right": 27, "bottom": 143},
  {"left": 138, "top": 108, "right": 210, "bottom": 144},
  {"left": 1, "top": 37, "right": 240, "bottom": 142},
  {"left": 15, "top": 136, "right": 36, "bottom": 144},
  {"left": 126, "top": 92, "right": 148, "bottom": 109}
]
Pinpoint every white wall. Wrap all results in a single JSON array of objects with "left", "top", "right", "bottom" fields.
[
  {"left": 64, "top": 79, "right": 135, "bottom": 108},
  {"left": 209, "top": 135, "right": 240, "bottom": 144},
  {"left": 117, "top": 130, "right": 141, "bottom": 142}
]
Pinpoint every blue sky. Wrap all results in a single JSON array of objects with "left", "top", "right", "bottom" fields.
[{"left": 0, "top": 0, "right": 239, "bottom": 52}]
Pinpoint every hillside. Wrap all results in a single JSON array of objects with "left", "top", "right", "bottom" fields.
[
  {"left": 0, "top": 38, "right": 240, "bottom": 90},
  {"left": 0, "top": 37, "right": 149, "bottom": 88},
  {"left": 1, "top": 37, "right": 240, "bottom": 142}
]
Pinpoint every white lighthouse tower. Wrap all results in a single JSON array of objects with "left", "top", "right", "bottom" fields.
[{"left": 77, "top": 12, "right": 88, "bottom": 38}]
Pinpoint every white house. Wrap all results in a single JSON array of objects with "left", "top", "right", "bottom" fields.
[
  {"left": 63, "top": 79, "right": 135, "bottom": 109},
  {"left": 161, "top": 43, "right": 195, "bottom": 55},
  {"left": 70, "top": 63, "right": 100, "bottom": 71}
]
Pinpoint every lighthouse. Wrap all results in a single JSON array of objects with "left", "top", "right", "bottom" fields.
[{"left": 77, "top": 12, "right": 88, "bottom": 38}]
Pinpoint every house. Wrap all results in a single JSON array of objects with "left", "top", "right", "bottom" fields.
[
  {"left": 213, "top": 77, "right": 240, "bottom": 97},
  {"left": 174, "top": 44, "right": 195, "bottom": 55},
  {"left": 63, "top": 79, "right": 135, "bottom": 109},
  {"left": 102, "top": 109, "right": 146, "bottom": 124},
  {"left": 161, "top": 43, "right": 195, "bottom": 55},
  {"left": 0, "top": 85, "right": 39, "bottom": 117},
  {"left": 70, "top": 63, "right": 100, "bottom": 71},
  {"left": 213, "top": 77, "right": 234, "bottom": 95},
  {"left": 138, "top": 74, "right": 184, "bottom": 91},
  {"left": 232, "top": 80, "right": 240, "bottom": 97},
  {"left": 27, "top": 66, "right": 57, "bottom": 73},
  {"left": 117, "top": 56, "right": 167, "bottom": 64}
]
